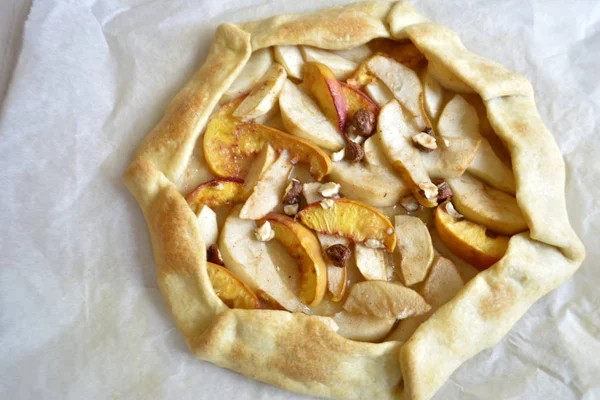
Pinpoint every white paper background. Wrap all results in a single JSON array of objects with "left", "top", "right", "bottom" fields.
[{"left": 1, "top": 0, "right": 599, "bottom": 399}]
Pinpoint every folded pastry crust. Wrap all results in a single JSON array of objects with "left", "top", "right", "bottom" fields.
[{"left": 123, "top": 2, "right": 585, "bottom": 399}]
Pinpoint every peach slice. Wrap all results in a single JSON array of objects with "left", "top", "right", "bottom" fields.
[
  {"left": 297, "top": 198, "right": 396, "bottom": 253},
  {"left": 186, "top": 177, "right": 246, "bottom": 213},
  {"left": 343, "top": 281, "right": 431, "bottom": 319},
  {"left": 341, "top": 83, "right": 379, "bottom": 120},
  {"left": 303, "top": 62, "right": 349, "bottom": 132},
  {"left": 260, "top": 213, "right": 328, "bottom": 306},
  {"left": 434, "top": 202, "right": 509, "bottom": 270},
  {"left": 394, "top": 215, "right": 434, "bottom": 286},
  {"left": 447, "top": 174, "right": 527, "bottom": 235},
  {"left": 206, "top": 261, "right": 261, "bottom": 309},
  {"left": 300, "top": 46, "right": 358, "bottom": 80},
  {"left": 203, "top": 96, "right": 331, "bottom": 180}
]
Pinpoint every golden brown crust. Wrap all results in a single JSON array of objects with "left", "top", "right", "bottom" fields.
[{"left": 123, "top": 1, "right": 585, "bottom": 399}]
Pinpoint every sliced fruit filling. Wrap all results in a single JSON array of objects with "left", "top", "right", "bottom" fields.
[{"left": 178, "top": 39, "right": 524, "bottom": 343}]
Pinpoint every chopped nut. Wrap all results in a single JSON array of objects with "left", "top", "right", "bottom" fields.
[
  {"left": 445, "top": 201, "right": 464, "bottom": 220},
  {"left": 422, "top": 127, "right": 433, "bottom": 135},
  {"left": 319, "top": 182, "right": 341, "bottom": 198},
  {"left": 418, "top": 182, "right": 438, "bottom": 201},
  {"left": 345, "top": 141, "right": 365, "bottom": 163},
  {"left": 412, "top": 132, "right": 437, "bottom": 152},
  {"left": 255, "top": 221, "right": 275, "bottom": 242},
  {"left": 436, "top": 181, "right": 453, "bottom": 202},
  {"left": 345, "top": 109, "right": 376, "bottom": 138},
  {"left": 284, "top": 203, "right": 299, "bottom": 216},
  {"left": 386, "top": 227, "right": 395, "bottom": 235},
  {"left": 320, "top": 198, "right": 335, "bottom": 210},
  {"left": 346, "top": 132, "right": 365, "bottom": 144},
  {"left": 364, "top": 238, "right": 384, "bottom": 249},
  {"left": 399, "top": 195, "right": 420, "bottom": 212},
  {"left": 282, "top": 178, "right": 303, "bottom": 205},
  {"left": 207, "top": 243, "right": 224, "bottom": 266},
  {"left": 331, "top": 148, "right": 345, "bottom": 162},
  {"left": 325, "top": 244, "right": 351, "bottom": 268}
]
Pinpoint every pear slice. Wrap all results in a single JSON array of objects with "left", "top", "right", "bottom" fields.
[
  {"left": 386, "top": 256, "right": 463, "bottom": 341},
  {"left": 468, "top": 140, "right": 516, "bottom": 195},
  {"left": 332, "top": 312, "right": 395, "bottom": 342},
  {"left": 378, "top": 100, "right": 435, "bottom": 206},
  {"left": 421, "top": 136, "right": 481, "bottom": 179},
  {"left": 354, "top": 244, "right": 388, "bottom": 281},
  {"left": 448, "top": 173, "right": 527, "bottom": 235},
  {"left": 260, "top": 213, "right": 328, "bottom": 306},
  {"left": 394, "top": 215, "right": 434, "bottom": 286},
  {"left": 438, "top": 95, "right": 515, "bottom": 193},
  {"left": 319, "top": 234, "right": 350, "bottom": 302},
  {"left": 232, "top": 63, "right": 287, "bottom": 122},
  {"left": 242, "top": 145, "right": 277, "bottom": 195},
  {"left": 421, "top": 66, "right": 445, "bottom": 122},
  {"left": 220, "top": 205, "right": 309, "bottom": 313},
  {"left": 273, "top": 45, "right": 304, "bottom": 79},
  {"left": 196, "top": 205, "right": 218, "bottom": 249},
  {"left": 239, "top": 151, "right": 292, "bottom": 220},
  {"left": 222, "top": 48, "right": 273, "bottom": 103},
  {"left": 279, "top": 80, "right": 345, "bottom": 151},
  {"left": 366, "top": 55, "right": 423, "bottom": 119},
  {"left": 301, "top": 46, "right": 358, "bottom": 80},
  {"left": 329, "top": 161, "right": 410, "bottom": 208},
  {"left": 364, "top": 79, "right": 395, "bottom": 108},
  {"left": 332, "top": 44, "right": 372, "bottom": 63},
  {"left": 363, "top": 132, "right": 389, "bottom": 166},
  {"left": 343, "top": 281, "right": 430, "bottom": 319}
]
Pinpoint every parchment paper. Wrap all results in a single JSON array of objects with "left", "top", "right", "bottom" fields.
[{"left": 1, "top": 0, "right": 598, "bottom": 399}]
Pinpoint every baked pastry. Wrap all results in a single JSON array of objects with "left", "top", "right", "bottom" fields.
[{"left": 123, "top": 1, "right": 585, "bottom": 399}]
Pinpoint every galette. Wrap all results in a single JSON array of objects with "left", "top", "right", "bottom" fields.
[{"left": 123, "top": 2, "right": 585, "bottom": 399}]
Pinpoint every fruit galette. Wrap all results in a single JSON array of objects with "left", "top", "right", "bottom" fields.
[{"left": 123, "top": 2, "right": 585, "bottom": 399}]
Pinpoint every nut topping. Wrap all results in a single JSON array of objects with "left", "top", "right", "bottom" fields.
[
  {"left": 255, "top": 221, "right": 275, "bottom": 242},
  {"left": 435, "top": 181, "right": 453, "bottom": 202},
  {"left": 445, "top": 201, "right": 464, "bottom": 220},
  {"left": 412, "top": 132, "right": 437, "bottom": 152},
  {"left": 345, "top": 141, "right": 365, "bottom": 163},
  {"left": 331, "top": 148, "right": 345, "bottom": 162},
  {"left": 207, "top": 243, "right": 224, "bottom": 266},
  {"left": 283, "top": 203, "right": 299, "bottom": 216},
  {"left": 325, "top": 244, "right": 351, "bottom": 268},
  {"left": 399, "top": 195, "right": 421, "bottom": 212},
  {"left": 418, "top": 182, "right": 439, "bottom": 201},
  {"left": 320, "top": 198, "right": 335, "bottom": 210},
  {"left": 282, "top": 178, "right": 303, "bottom": 205},
  {"left": 364, "top": 238, "right": 385, "bottom": 249},
  {"left": 345, "top": 109, "right": 376, "bottom": 138},
  {"left": 319, "top": 182, "right": 341, "bottom": 198}
]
